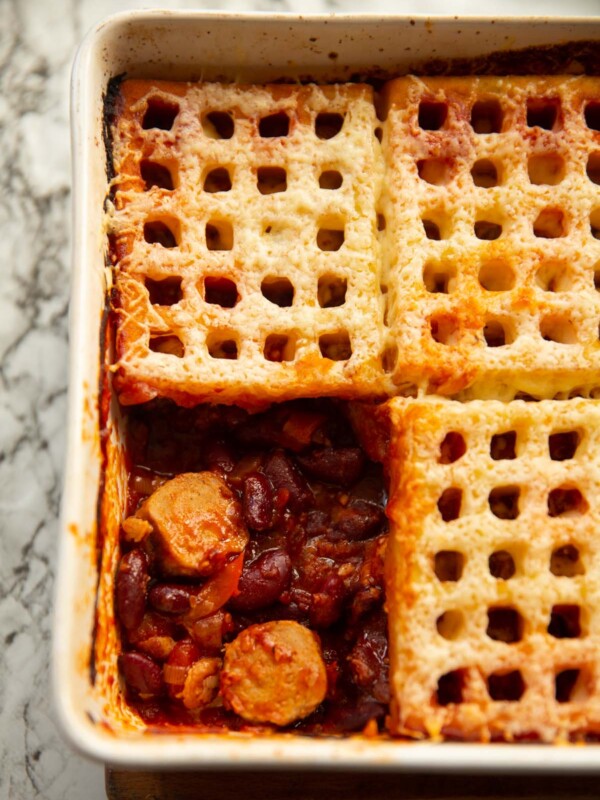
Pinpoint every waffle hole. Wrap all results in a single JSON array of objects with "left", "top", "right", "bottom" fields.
[
  {"left": 206, "top": 221, "right": 233, "bottom": 251},
  {"left": 259, "top": 112, "right": 289, "bottom": 138},
  {"left": 471, "top": 99, "right": 503, "bottom": 133},
  {"left": 487, "top": 670, "right": 525, "bottom": 701},
  {"left": 490, "top": 431, "right": 517, "bottom": 460},
  {"left": 471, "top": 159, "right": 499, "bottom": 188},
  {"left": 591, "top": 209, "right": 600, "bottom": 240},
  {"left": 264, "top": 334, "right": 295, "bottom": 362},
  {"left": 484, "top": 320, "right": 512, "bottom": 348},
  {"left": 486, "top": 607, "right": 524, "bottom": 643},
  {"left": 204, "top": 277, "right": 238, "bottom": 308},
  {"left": 436, "top": 610, "right": 464, "bottom": 641},
  {"left": 207, "top": 334, "right": 238, "bottom": 360},
  {"left": 374, "top": 126, "right": 383, "bottom": 143},
  {"left": 146, "top": 276, "right": 182, "bottom": 306},
  {"left": 436, "top": 670, "right": 465, "bottom": 706},
  {"left": 555, "top": 669, "right": 589, "bottom": 703},
  {"left": 549, "top": 430, "right": 580, "bottom": 461},
  {"left": 319, "top": 332, "right": 352, "bottom": 361},
  {"left": 540, "top": 316, "right": 578, "bottom": 345},
  {"left": 382, "top": 344, "right": 398, "bottom": 374},
  {"left": 585, "top": 101, "right": 600, "bottom": 131},
  {"left": 430, "top": 314, "right": 460, "bottom": 345},
  {"left": 417, "top": 158, "right": 453, "bottom": 186},
  {"left": 261, "top": 276, "right": 294, "bottom": 307},
  {"left": 202, "top": 111, "right": 234, "bottom": 139},
  {"left": 318, "top": 275, "right": 347, "bottom": 308},
  {"left": 528, "top": 153, "right": 565, "bottom": 185},
  {"left": 149, "top": 335, "right": 184, "bottom": 358},
  {"left": 534, "top": 208, "right": 566, "bottom": 238},
  {"left": 438, "top": 431, "right": 466, "bottom": 464},
  {"left": 474, "top": 220, "right": 502, "bottom": 240},
  {"left": 434, "top": 550, "right": 464, "bottom": 582},
  {"left": 527, "top": 98, "right": 561, "bottom": 130},
  {"left": 140, "top": 160, "right": 175, "bottom": 191},
  {"left": 489, "top": 486, "right": 520, "bottom": 520},
  {"left": 548, "top": 605, "right": 582, "bottom": 639},
  {"left": 257, "top": 167, "right": 287, "bottom": 194},
  {"left": 144, "top": 220, "right": 179, "bottom": 248},
  {"left": 478, "top": 260, "right": 515, "bottom": 291},
  {"left": 423, "top": 262, "right": 457, "bottom": 294},
  {"left": 587, "top": 154, "right": 600, "bottom": 185},
  {"left": 315, "top": 112, "right": 344, "bottom": 139},
  {"left": 377, "top": 213, "right": 386, "bottom": 231},
  {"left": 437, "top": 487, "right": 462, "bottom": 522},
  {"left": 418, "top": 101, "right": 448, "bottom": 130},
  {"left": 422, "top": 219, "right": 441, "bottom": 240},
  {"left": 548, "top": 486, "right": 587, "bottom": 517},
  {"left": 203, "top": 167, "right": 232, "bottom": 193},
  {"left": 535, "top": 261, "right": 571, "bottom": 292},
  {"left": 317, "top": 226, "right": 345, "bottom": 251},
  {"left": 142, "top": 98, "right": 179, "bottom": 130},
  {"left": 550, "top": 544, "right": 584, "bottom": 577},
  {"left": 319, "top": 170, "right": 343, "bottom": 190},
  {"left": 489, "top": 550, "right": 516, "bottom": 580}
]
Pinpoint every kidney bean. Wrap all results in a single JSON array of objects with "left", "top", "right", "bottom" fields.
[
  {"left": 148, "top": 582, "right": 195, "bottom": 614},
  {"left": 297, "top": 447, "right": 365, "bottom": 487},
  {"left": 120, "top": 651, "right": 164, "bottom": 696},
  {"left": 116, "top": 549, "right": 150, "bottom": 630},
  {"left": 228, "top": 549, "right": 292, "bottom": 612},
  {"left": 348, "top": 614, "right": 389, "bottom": 701},
  {"left": 333, "top": 501, "right": 386, "bottom": 541},
  {"left": 264, "top": 450, "right": 314, "bottom": 512},
  {"left": 242, "top": 473, "right": 274, "bottom": 531}
]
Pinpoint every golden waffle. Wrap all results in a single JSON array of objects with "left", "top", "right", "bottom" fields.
[
  {"left": 385, "top": 396, "right": 600, "bottom": 742},
  {"left": 380, "top": 76, "right": 600, "bottom": 399},
  {"left": 109, "top": 80, "right": 385, "bottom": 407}
]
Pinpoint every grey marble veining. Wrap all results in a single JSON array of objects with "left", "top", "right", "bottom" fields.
[{"left": 0, "top": 0, "right": 598, "bottom": 797}]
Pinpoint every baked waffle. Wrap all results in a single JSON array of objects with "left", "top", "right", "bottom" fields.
[
  {"left": 385, "top": 396, "right": 600, "bottom": 742},
  {"left": 380, "top": 76, "right": 600, "bottom": 399},
  {"left": 108, "top": 80, "right": 385, "bottom": 408}
]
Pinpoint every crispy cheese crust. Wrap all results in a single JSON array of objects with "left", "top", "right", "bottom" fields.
[
  {"left": 380, "top": 76, "right": 600, "bottom": 399},
  {"left": 385, "top": 397, "right": 600, "bottom": 742},
  {"left": 109, "top": 80, "right": 386, "bottom": 409}
]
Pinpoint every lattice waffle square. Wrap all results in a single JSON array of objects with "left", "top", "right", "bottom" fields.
[
  {"left": 385, "top": 397, "right": 600, "bottom": 742},
  {"left": 108, "top": 80, "right": 386, "bottom": 407},
  {"left": 380, "top": 76, "right": 600, "bottom": 399}
]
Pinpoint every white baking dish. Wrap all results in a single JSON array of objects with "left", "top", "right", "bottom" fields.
[{"left": 55, "top": 9, "right": 600, "bottom": 769}]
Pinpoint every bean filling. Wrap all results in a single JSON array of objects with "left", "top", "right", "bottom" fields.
[{"left": 115, "top": 398, "right": 389, "bottom": 734}]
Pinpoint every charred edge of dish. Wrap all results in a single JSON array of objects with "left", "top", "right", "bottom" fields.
[
  {"left": 102, "top": 73, "right": 126, "bottom": 187},
  {"left": 290, "top": 40, "right": 600, "bottom": 84}
]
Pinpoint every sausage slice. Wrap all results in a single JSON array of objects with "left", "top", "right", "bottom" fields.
[
  {"left": 139, "top": 472, "right": 248, "bottom": 576},
  {"left": 220, "top": 620, "right": 327, "bottom": 726}
]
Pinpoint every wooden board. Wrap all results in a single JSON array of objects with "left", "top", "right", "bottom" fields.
[{"left": 105, "top": 768, "right": 600, "bottom": 800}]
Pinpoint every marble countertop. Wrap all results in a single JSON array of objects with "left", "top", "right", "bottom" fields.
[{"left": 1, "top": 0, "right": 598, "bottom": 797}]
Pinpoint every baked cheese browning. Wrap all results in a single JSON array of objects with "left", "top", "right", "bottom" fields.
[
  {"left": 385, "top": 397, "right": 600, "bottom": 742},
  {"left": 381, "top": 76, "right": 600, "bottom": 399},
  {"left": 109, "top": 80, "right": 386, "bottom": 408}
]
